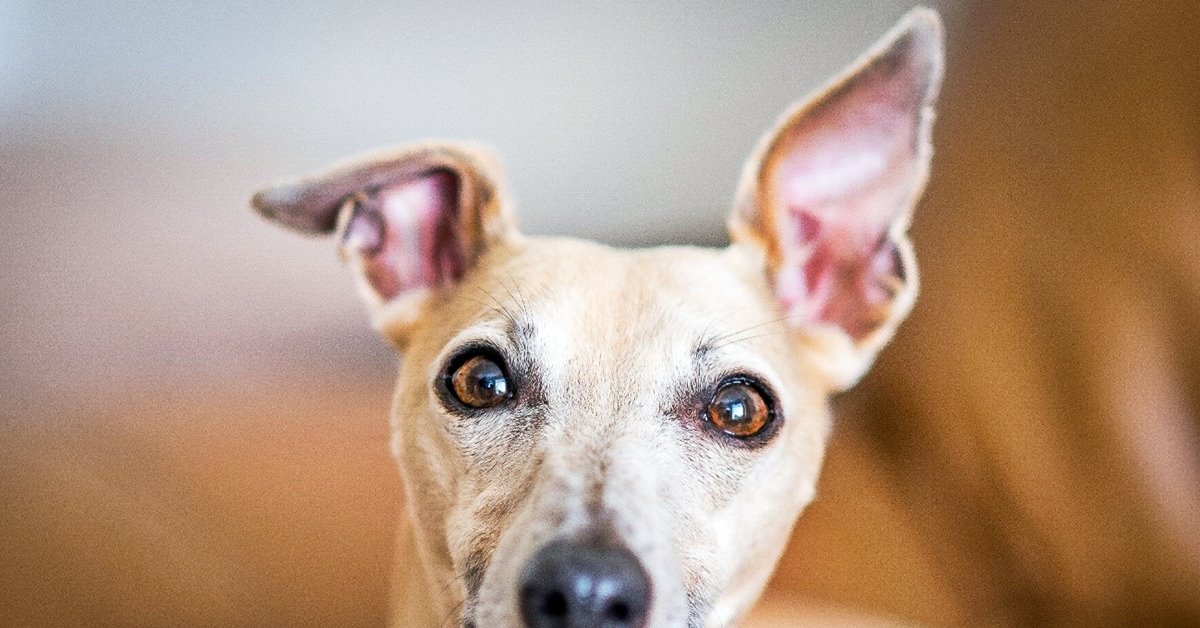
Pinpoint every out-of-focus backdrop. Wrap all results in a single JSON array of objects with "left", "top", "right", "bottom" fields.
[{"left": 3, "top": 1, "right": 1198, "bottom": 626}]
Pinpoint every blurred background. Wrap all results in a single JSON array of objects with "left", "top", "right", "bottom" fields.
[{"left": 2, "top": 1, "right": 1198, "bottom": 626}]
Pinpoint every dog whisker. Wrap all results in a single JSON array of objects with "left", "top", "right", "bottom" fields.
[
  {"left": 695, "top": 304, "right": 759, "bottom": 350},
  {"left": 433, "top": 565, "right": 475, "bottom": 628},
  {"left": 706, "top": 312, "right": 809, "bottom": 347},
  {"left": 499, "top": 275, "right": 531, "bottom": 322},
  {"left": 439, "top": 597, "right": 467, "bottom": 628},
  {"left": 455, "top": 295, "right": 514, "bottom": 322},
  {"left": 711, "top": 329, "right": 794, "bottom": 351},
  {"left": 469, "top": 282, "right": 520, "bottom": 327}
]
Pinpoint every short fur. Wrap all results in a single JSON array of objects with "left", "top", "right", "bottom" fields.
[{"left": 252, "top": 9, "right": 943, "bottom": 627}]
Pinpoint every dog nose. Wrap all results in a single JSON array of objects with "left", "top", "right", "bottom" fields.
[{"left": 519, "top": 539, "right": 651, "bottom": 628}]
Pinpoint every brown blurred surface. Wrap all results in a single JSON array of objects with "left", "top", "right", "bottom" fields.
[
  {"left": 768, "top": 1, "right": 1200, "bottom": 626},
  {"left": 4, "top": 1, "right": 1200, "bottom": 626},
  {"left": 1, "top": 374, "right": 401, "bottom": 626}
]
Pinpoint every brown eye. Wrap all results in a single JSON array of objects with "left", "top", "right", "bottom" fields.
[
  {"left": 450, "top": 354, "right": 512, "bottom": 408},
  {"left": 706, "top": 381, "right": 772, "bottom": 438}
]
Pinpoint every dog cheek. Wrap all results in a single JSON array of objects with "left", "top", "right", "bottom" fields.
[
  {"left": 451, "top": 477, "right": 540, "bottom": 594},
  {"left": 469, "top": 490, "right": 562, "bottom": 627}
]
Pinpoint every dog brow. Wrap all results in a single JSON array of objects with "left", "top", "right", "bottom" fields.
[{"left": 509, "top": 315, "right": 534, "bottom": 348}]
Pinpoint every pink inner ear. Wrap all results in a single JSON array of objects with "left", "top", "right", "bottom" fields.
[
  {"left": 341, "top": 170, "right": 465, "bottom": 301},
  {"left": 771, "top": 69, "right": 922, "bottom": 339}
]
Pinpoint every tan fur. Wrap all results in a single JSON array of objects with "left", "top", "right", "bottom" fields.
[
  {"left": 382, "top": 239, "right": 834, "bottom": 625},
  {"left": 251, "top": 9, "right": 942, "bottom": 627}
]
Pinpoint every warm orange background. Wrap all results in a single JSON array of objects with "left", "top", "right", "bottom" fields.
[{"left": 3, "top": 2, "right": 1198, "bottom": 626}]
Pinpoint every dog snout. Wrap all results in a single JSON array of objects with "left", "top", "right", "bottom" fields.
[{"left": 518, "top": 539, "right": 651, "bottom": 628}]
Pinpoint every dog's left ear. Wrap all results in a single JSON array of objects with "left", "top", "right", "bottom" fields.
[
  {"left": 252, "top": 144, "right": 517, "bottom": 345},
  {"left": 729, "top": 8, "right": 944, "bottom": 390}
]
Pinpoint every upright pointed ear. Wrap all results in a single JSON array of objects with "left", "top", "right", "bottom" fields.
[
  {"left": 729, "top": 8, "right": 944, "bottom": 390},
  {"left": 252, "top": 143, "right": 517, "bottom": 345}
]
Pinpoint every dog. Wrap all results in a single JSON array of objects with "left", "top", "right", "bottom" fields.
[{"left": 251, "top": 8, "right": 942, "bottom": 627}]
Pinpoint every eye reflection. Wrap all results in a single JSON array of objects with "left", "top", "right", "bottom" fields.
[
  {"left": 705, "top": 381, "right": 771, "bottom": 438},
  {"left": 450, "top": 354, "right": 511, "bottom": 408}
]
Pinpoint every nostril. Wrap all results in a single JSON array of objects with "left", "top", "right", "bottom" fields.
[
  {"left": 541, "top": 590, "right": 569, "bottom": 617},
  {"left": 606, "top": 601, "right": 630, "bottom": 621},
  {"left": 519, "top": 538, "right": 651, "bottom": 628}
]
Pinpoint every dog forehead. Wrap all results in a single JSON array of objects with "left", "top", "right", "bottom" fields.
[
  {"left": 472, "top": 238, "right": 784, "bottom": 379},
  {"left": 502, "top": 237, "right": 763, "bottom": 314}
]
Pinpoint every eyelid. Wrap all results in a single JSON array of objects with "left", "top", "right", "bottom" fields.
[
  {"left": 712, "top": 369, "right": 782, "bottom": 404},
  {"left": 429, "top": 326, "right": 512, "bottom": 379},
  {"left": 443, "top": 343, "right": 509, "bottom": 375},
  {"left": 441, "top": 344, "right": 511, "bottom": 387},
  {"left": 713, "top": 374, "right": 778, "bottom": 411},
  {"left": 696, "top": 344, "right": 784, "bottom": 397}
]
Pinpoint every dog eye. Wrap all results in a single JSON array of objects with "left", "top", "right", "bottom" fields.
[
  {"left": 449, "top": 353, "right": 512, "bottom": 409},
  {"left": 705, "top": 380, "right": 772, "bottom": 438}
]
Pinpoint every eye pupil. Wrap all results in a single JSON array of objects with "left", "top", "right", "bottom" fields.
[
  {"left": 450, "top": 354, "right": 511, "bottom": 408},
  {"left": 706, "top": 382, "right": 770, "bottom": 438}
]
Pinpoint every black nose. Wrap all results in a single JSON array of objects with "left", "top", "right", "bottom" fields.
[{"left": 519, "top": 539, "right": 651, "bottom": 628}]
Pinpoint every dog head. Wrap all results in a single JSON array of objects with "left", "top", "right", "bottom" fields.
[{"left": 253, "top": 9, "right": 941, "bottom": 627}]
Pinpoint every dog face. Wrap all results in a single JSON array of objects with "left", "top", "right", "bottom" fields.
[
  {"left": 391, "top": 239, "right": 833, "bottom": 627},
  {"left": 253, "top": 9, "right": 941, "bottom": 627}
]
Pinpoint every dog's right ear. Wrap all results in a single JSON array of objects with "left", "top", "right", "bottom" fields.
[{"left": 252, "top": 144, "right": 517, "bottom": 345}]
